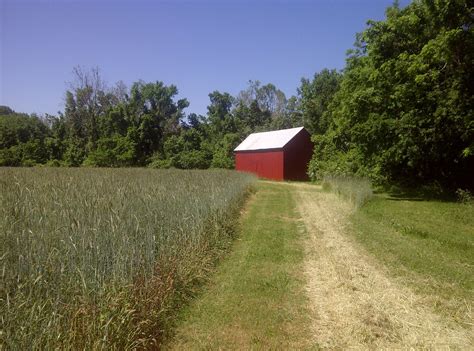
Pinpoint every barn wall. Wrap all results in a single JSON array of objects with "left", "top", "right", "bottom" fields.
[
  {"left": 235, "top": 150, "right": 284, "bottom": 180},
  {"left": 283, "top": 129, "right": 313, "bottom": 181}
]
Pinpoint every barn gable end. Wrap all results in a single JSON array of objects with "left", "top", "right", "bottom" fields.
[
  {"left": 234, "top": 127, "right": 313, "bottom": 181},
  {"left": 283, "top": 128, "right": 313, "bottom": 181}
]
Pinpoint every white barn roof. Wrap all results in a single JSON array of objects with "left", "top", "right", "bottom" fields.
[{"left": 234, "top": 127, "right": 305, "bottom": 152}]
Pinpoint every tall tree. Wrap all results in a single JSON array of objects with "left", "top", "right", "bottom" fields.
[
  {"left": 309, "top": 0, "right": 474, "bottom": 188},
  {"left": 128, "top": 81, "right": 189, "bottom": 163},
  {"left": 236, "top": 80, "right": 289, "bottom": 125},
  {"left": 298, "top": 69, "right": 342, "bottom": 135}
]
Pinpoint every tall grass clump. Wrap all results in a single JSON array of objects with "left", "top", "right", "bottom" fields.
[
  {"left": 0, "top": 168, "right": 255, "bottom": 349},
  {"left": 322, "top": 175, "right": 373, "bottom": 209}
]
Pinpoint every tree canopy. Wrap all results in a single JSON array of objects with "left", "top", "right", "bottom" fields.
[{"left": 307, "top": 0, "right": 473, "bottom": 189}]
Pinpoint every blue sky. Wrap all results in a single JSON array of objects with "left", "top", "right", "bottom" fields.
[{"left": 1, "top": 0, "right": 409, "bottom": 116}]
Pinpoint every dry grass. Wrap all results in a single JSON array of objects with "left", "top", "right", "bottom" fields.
[
  {"left": 322, "top": 175, "right": 373, "bottom": 208},
  {"left": 350, "top": 190, "right": 473, "bottom": 328},
  {"left": 292, "top": 183, "right": 473, "bottom": 349}
]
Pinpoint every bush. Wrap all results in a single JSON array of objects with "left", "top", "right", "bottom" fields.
[
  {"left": 64, "top": 141, "right": 86, "bottom": 167},
  {"left": 148, "top": 158, "right": 172, "bottom": 169},
  {"left": 211, "top": 147, "right": 234, "bottom": 169},
  {"left": 83, "top": 136, "right": 136, "bottom": 167},
  {"left": 45, "top": 159, "right": 63, "bottom": 167},
  {"left": 177, "top": 150, "right": 211, "bottom": 169},
  {"left": 0, "top": 146, "right": 22, "bottom": 166},
  {"left": 456, "top": 189, "right": 474, "bottom": 204},
  {"left": 211, "top": 133, "right": 239, "bottom": 169},
  {"left": 21, "top": 159, "right": 36, "bottom": 167}
]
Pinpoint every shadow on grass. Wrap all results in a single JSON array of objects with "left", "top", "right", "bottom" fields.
[{"left": 377, "top": 185, "right": 457, "bottom": 203}]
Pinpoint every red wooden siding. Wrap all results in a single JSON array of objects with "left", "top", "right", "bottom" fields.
[
  {"left": 283, "top": 129, "right": 313, "bottom": 181},
  {"left": 234, "top": 127, "right": 313, "bottom": 181},
  {"left": 235, "top": 150, "right": 284, "bottom": 180}
]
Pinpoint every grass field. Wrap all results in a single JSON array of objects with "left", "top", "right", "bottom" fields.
[
  {"left": 0, "top": 168, "right": 255, "bottom": 349},
  {"left": 167, "top": 182, "right": 312, "bottom": 349},
  {"left": 349, "top": 192, "right": 474, "bottom": 326}
]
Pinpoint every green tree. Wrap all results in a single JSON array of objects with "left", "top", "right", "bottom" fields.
[
  {"left": 128, "top": 81, "right": 189, "bottom": 164},
  {"left": 298, "top": 69, "right": 342, "bottom": 135},
  {"left": 211, "top": 133, "right": 240, "bottom": 169},
  {"left": 0, "top": 109, "right": 51, "bottom": 166},
  {"left": 309, "top": 0, "right": 474, "bottom": 188}
]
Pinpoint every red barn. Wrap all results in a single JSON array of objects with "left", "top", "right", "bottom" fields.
[{"left": 234, "top": 127, "right": 313, "bottom": 181}]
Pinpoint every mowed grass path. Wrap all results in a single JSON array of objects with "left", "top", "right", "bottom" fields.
[
  {"left": 166, "top": 181, "right": 472, "bottom": 349},
  {"left": 294, "top": 183, "right": 472, "bottom": 348},
  {"left": 350, "top": 193, "right": 474, "bottom": 325},
  {"left": 166, "top": 182, "right": 312, "bottom": 349}
]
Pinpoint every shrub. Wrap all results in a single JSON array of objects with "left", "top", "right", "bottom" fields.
[
  {"left": 83, "top": 136, "right": 136, "bottom": 167},
  {"left": 63, "top": 140, "right": 86, "bottom": 166},
  {"left": 45, "top": 159, "right": 63, "bottom": 167},
  {"left": 166, "top": 149, "right": 208, "bottom": 169},
  {"left": 0, "top": 146, "right": 22, "bottom": 166},
  {"left": 211, "top": 146, "right": 234, "bottom": 169},
  {"left": 456, "top": 189, "right": 474, "bottom": 204},
  {"left": 20, "top": 159, "right": 36, "bottom": 167},
  {"left": 148, "top": 157, "right": 172, "bottom": 169}
]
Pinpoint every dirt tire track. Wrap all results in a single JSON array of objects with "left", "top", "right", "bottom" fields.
[{"left": 292, "top": 184, "right": 472, "bottom": 349}]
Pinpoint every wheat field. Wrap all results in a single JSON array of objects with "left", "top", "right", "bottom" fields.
[{"left": 0, "top": 167, "right": 255, "bottom": 349}]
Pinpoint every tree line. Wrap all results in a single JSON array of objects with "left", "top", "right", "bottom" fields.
[
  {"left": 1, "top": 0, "right": 472, "bottom": 189},
  {"left": 0, "top": 72, "right": 301, "bottom": 169}
]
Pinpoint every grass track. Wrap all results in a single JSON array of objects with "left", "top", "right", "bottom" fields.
[
  {"left": 349, "top": 194, "right": 474, "bottom": 325},
  {"left": 169, "top": 181, "right": 472, "bottom": 349},
  {"left": 295, "top": 183, "right": 472, "bottom": 348},
  {"left": 166, "top": 182, "right": 312, "bottom": 349}
]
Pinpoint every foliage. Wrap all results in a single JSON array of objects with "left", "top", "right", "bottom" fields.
[
  {"left": 308, "top": 0, "right": 474, "bottom": 189},
  {"left": 298, "top": 69, "right": 342, "bottom": 134},
  {"left": 211, "top": 133, "right": 239, "bottom": 169},
  {"left": 0, "top": 146, "right": 22, "bottom": 166},
  {"left": 0, "top": 109, "right": 51, "bottom": 166},
  {"left": 456, "top": 188, "right": 474, "bottom": 204},
  {"left": 147, "top": 157, "right": 172, "bottom": 169},
  {"left": 0, "top": 168, "right": 255, "bottom": 349},
  {"left": 162, "top": 130, "right": 212, "bottom": 169},
  {"left": 83, "top": 135, "right": 136, "bottom": 167}
]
